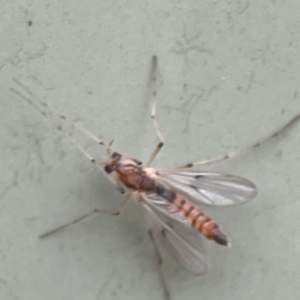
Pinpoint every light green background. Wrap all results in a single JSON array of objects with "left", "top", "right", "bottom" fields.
[{"left": 1, "top": 1, "right": 300, "bottom": 300}]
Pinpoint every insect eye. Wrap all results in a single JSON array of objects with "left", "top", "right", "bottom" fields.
[
  {"left": 104, "top": 165, "right": 113, "bottom": 173},
  {"left": 111, "top": 152, "right": 121, "bottom": 159}
]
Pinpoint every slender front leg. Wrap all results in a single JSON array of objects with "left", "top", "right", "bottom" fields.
[
  {"left": 146, "top": 142, "right": 164, "bottom": 167},
  {"left": 145, "top": 56, "right": 165, "bottom": 168},
  {"left": 149, "top": 55, "right": 165, "bottom": 144}
]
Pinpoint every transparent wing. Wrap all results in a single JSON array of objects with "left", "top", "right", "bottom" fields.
[
  {"left": 139, "top": 192, "right": 209, "bottom": 275},
  {"left": 153, "top": 170, "right": 257, "bottom": 206}
]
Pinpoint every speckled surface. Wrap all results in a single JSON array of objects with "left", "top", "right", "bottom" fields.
[{"left": 1, "top": 2, "right": 300, "bottom": 300}]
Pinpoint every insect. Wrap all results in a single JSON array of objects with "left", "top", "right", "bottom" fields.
[{"left": 10, "top": 56, "right": 300, "bottom": 300}]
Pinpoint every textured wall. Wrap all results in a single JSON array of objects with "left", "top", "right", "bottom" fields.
[{"left": 1, "top": 1, "right": 300, "bottom": 299}]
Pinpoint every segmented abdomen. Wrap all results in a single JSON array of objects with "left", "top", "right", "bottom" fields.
[
  {"left": 155, "top": 186, "right": 229, "bottom": 246},
  {"left": 173, "top": 194, "right": 228, "bottom": 245}
]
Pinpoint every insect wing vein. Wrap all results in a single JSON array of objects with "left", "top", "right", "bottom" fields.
[
  {"left": 154, "top": 170, "right": 257, "bottom": 206},
  {"left": 140, "top": 192, "right": 209, "bottom": 275}
]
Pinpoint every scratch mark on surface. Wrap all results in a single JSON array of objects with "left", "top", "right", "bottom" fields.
[{"left": 171, "top": 25, "right": 212, "bottom": 56}]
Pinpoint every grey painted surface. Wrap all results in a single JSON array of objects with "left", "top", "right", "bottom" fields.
[{"left": 1, "top": 1, "right": 300, "bottom": 300}]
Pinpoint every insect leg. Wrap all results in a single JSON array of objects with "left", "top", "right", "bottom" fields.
[
  {"left": 39, "top": 192, "right": 132, "bottom": 238},
  {"left": 68, "top": 131, "right": 122, "bottom": 188},
  {"left": 10, "top": 78, "right": 110, "bottom": 151},
  {"left": 145, "top": 56, "right": 165, "bottom": 167},
  {"left": 10, "top": 79, "right": 127, "bottom": 192},
  {"left": 149, "top": 55, "right": 165, "bottom": 145},
  {"left": 146, "top": 141, "right": 164, "bottom": 167},
  {"left": 176, "top": 113, "right": 300, "bottom": 168},
  {"left": 148, "top": 229, "right": 171, "bottom": 300}
]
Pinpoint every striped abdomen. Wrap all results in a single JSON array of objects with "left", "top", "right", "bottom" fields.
[{"left": 156, "top": 187, "right": 228, "bottom": 246}]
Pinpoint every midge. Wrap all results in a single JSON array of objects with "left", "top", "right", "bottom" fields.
[{"left": 11, "top": 56, "right": 300, "bottom": 300}]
